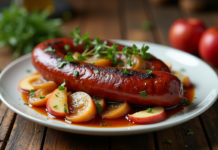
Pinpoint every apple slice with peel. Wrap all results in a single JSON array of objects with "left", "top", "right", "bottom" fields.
[
  {"left": 32, "top": 81, "right": 58, "bottom": 90},
  {"left": 46, "top": 88, "right": 69, "bottom": 117},
  {"left": 19, "top": 74, "right": 42, "bottom": 91},
  {"left": 100, "top": 102, "right": 131, "bottom": 119},
  {"left": 128, "top": 106, "right": 166, "bottom": 124},
  {"left": 172, "top": 71, "right": 191, "bottom": 87},
  {"left": 66, "top": 92, "right": 97, "bottom": 122}
]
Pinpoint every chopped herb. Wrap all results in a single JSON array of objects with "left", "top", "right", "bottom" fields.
[
  {"left": 64, "top": 103, "right": 66, "bottom": 106},
  {"left": 147, "top": 108, "right": 152, "bottom": 113},
  {"left": 117, "top": 60, "right": 124, "bottom": 67},
  {"left": 139, "top": 90, "right": 147, "bottom": 98},
  {"left": 26, "top": 69, "right": 31, "bottom": 73},
  {"left": 180, "top": 100, "right": 190, "bottom": 105},
  {"left": 195, "top": 97, "right": 197, "bottom": 99},
  {"left": 37, "top": 129, "right": 41, "bottom": 133},
  {"left": 89, "top": 62, "right": 95, "bottom": 65},
  {"left": 57, "top": 58, "right": 62, "bottom": 61},
  {"left": 29, "top": 89, "right": 34, "bottom": 98},
  {"left": 64, "top": 107, "right": 67, "bottom": 113},
  {"left": 100, "top": 123, "right": 107, "bottom": 126},
  {"left": 53, "top": 105, "right": 57, "bottom": 108},
  {"left": 44, "top": 47, "right": 55, "bottom": 52},
  {"left": 55, "top": 94, "right": 58, "bottom": 97},
  {"left": 65, "top": 52, "right": 75, "bottom": 62},
  {"left": 77, "top": 55, "right": 86, "bottom": 61},
  {"left": 187, "top": 129, "right": 194, "bottom": 135},
  {"left": 39, "top": 96, "right": 45, "bottom": 99},
  {"left": 57, "top": 61, "right": 67, "bottom": 68},
  {"left": 24, "top": 103, "right": 29, "bottom": 105},
  {"left": 124, "top": 68, "right": 131, "bottom": 74},
  {"left": 93, "top": 99, "right": 103, "bottom": 113},
  {"left": 167, "top": 139, "right": 172, "bottom": 144},
  {"left": 94, "top": 70, "right": 99, "bottom": 74},
  {"left": 58, "top": 80, "right": 66, "bottom": 90},
  {"left": 146, "top": 70, "right": 152, "bottom": 75},
  {"left": 180, "top": 68, "right": 185, "bottom": 72},
  {"left": 64, "top": 44, "right": 71, "bottom": 51},
  {"left": 73, "top": 71, "right": 79, "bottom": 77}
]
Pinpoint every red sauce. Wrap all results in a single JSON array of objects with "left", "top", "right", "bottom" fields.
[{"left": 21, "top": 85, "right": 194, "bottom": 127}]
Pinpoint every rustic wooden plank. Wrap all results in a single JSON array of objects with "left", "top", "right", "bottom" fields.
[
  {"left": 180, "top": 8, "right": 218, "bottom": 150},
  {"left": 43, "top": 128, "right": 109, "bottom": 150},
  {"left": 147, "top": 1, "right": 210, "bottom": 149},
  {"left": 0, "top": 108, "right": 16, "bottom": 150},
  {"left": 0, "top": 102, "right": 8, "bottom": 124},
  {"left": 4, "top": 115, "right": 45, "bottom": 150}
]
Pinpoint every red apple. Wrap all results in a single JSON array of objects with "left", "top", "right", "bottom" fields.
[
  {"left": 128, "top": 106, "right": 166, "bottom": 124},
  {"left": 199, "top": 27, "right": 218, "bottom": 66},
  {"left": 46, "top": 88, "right": 69, "bottom": 117},
  {"left": 169, "top": 18, "right": 206, "bottom": 54}
]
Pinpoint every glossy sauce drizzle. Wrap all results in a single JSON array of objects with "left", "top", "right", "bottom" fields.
[{"left": 21, "top": 85, "right": 194, "bottom": 128}]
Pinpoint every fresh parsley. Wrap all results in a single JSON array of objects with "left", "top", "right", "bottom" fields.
[
  {"left": 64, "top": 103, "right": 66, "bottom": 106},
  {"left": 65, "top": 52, "right": 75, "bottom": 62},
  {"left": 94, "top": 70, "right": 99, "bottom": 74},
  {"left": 124, "top": 68, "right": 131, "bottom": 74},
  {"left": 147, "top": 108, "right": 152, "bottom": 113},
  {"left": 139, "top": 90, "right": 147, "bottom": 98},
  {"left": 58, "top": 80, "right": 66, "bottom": 90},
  {"left": 73, "top": 71, "right": 79, "bottom": 77},
  {"left": 29, "top": 89, "right": 34, "bottom": 98},
  {"left": 180, "top": 68, "right": 186, "bottom": 72},
  {"left": 64, "top": 107, "right": 67, "bottom": 113},
  {"left": 44, "top": 47, "right": 55, "bottom": 53},
  {"left": 180, "top": 100, "right": 190, "bottom": 105},
  {"left": 146, "top": 70, "right": 152, "bottom": 75},
  {"left": 26, "top": 69, "right": 31, "bottom": 73},
  {"left": 117, "top": 60, "right": 124, "bottom": 67},
  {"left": 57, "top": 61, "right": 67, "bottom": 68},
  {"left": 24, "top": 103, "right": 29, "bottom": 105},
  {"left": 93, "top": 99, "right": 103, "bottom": 114},
  {"left": 167, "top": 139, "right": 172, "bottom": 144},
  {"left": 77, "top": 55, "right": 86, "bottom": 61},
  {"left": 64, "top": 45, "right": 71, "bottom": 51},
  {"left": 39, "top": 96, "right": 45, "bottom": 99},
  {"left": 100, "top": 123, "right": 107, "bottom": 126},
  {"left": 53, "top": 105, "right": 57, "bottom": 108}
]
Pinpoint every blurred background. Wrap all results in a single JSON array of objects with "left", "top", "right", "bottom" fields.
[{"left": 0, "top": 0, "right": 218, "bottom": 70}]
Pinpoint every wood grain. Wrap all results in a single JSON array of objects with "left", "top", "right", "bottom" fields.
[{"left": 4, "top": 115, "right": 45, "bottom": 150}]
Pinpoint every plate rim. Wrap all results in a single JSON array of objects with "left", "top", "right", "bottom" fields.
[{"left": 0, "top": 40, "right": 218, "bottom": 136}]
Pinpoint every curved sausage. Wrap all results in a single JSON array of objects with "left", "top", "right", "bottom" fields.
[{"left": 31, "top": 38, "right": 183, "bottom": 107}]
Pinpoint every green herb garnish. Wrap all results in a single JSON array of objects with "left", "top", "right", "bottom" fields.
[
  {"left": 167, "top": 139, "right": 172, "bottom": 144},
  {"left": 187, "top": 129, "right": 194, "bottom": 135},
  {"left": 24, "top": 103, "right": 29, "bottom": 105},
  {"left": 180, "top": 100, "right": 190, "bottom": 105},
  {"left": 77, "top": 55, "right": 86, "bottom": 61},
  {"left": 73, "top": 71, "right": 79, "bottom": 77},
  {"left": 53, "top": 105, "right": 57, "bottom": 108},
  {"left": 100, "top": 123, "right": 107, "bottom": 126},
  {"left": 29, "top": 89, "right": 34, "bottom": 98},
  {"left": 124, "top": 68, "right": 131, "bottom": 74},
  {"left": 39, "top": 96, "right": 45, "bottom": 99},
  {"left": 57, "top": 58, "right": 62, "bottom": 62},
  {"left": 94, "top": 70, "right": 99, "bottom": 74},
  {"left": 117, "top": 60, "right": 124, "bottom": 67},
  {"left": 93, "top": 99, "right": 103, "bottom": 114},
  {"left": 58, "top": 80, "right": 66, "bottom": 90},
  {"left": 55, "top": 94, "right": 58, "bottom": 97},
  {"left": 180, "top": 68, "right": 186, "bottom": 72},
  {"left": 139, "top": 90, "right": 147, "bottom": 98},
  {"left": 146, "top": 70, "right": 152, "bottom": 75},
  {"left": 26, "top": 69, "right": 31, "bottom": 73},
  {"left": 64, "top": 45, "right": 71, "bottom": 51},
  {"left": 147, "top": 108, "right": 152, "bottom": 113},
  {"left": 64, "top": 103, "right": 66, "bottom": 106},
  {"left": 65, "top": 52, "right": 75, "bottom": 62},
  {"left": 89, "top": 62, "right": 95, "bottom": 65},
  {"left": 44, "top": 47, "right": 55, "bottom": 53},
  {"left": 184, "top": 90, "right": 187, "bottom": 93},
  {"left": 64, "top": 107, "right": 67, "bottom": 113},
  {"left": 57, "top": 61, "right": 67, "bottom": 68}
]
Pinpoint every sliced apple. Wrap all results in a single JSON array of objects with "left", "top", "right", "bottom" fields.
[
  {"left": 100, "top": 102, "right": 131, "bottom": 119},
  {"left": 46, "top": 88, "right": 69, "bottom": 117},
  {"left": 19, "top": 74, "right": 43, "bottom": 91},
  {"left": 124, "top": 55, "right": 146, "bottom": 70},
  {"left": 66, "top": 92, "right": 97, "bottom": 122},
  {"left": 128, "top": 106, "right": 166, "bottom": 124},
  {"left": 32, "top": 81, "right": 58, "bottom": 90},
  {"left": 172, "top": 71, "right": 191, "bottom": 87}
]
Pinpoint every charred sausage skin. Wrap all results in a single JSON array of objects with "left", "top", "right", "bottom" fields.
[{"left": 32, "top": 38, "right": 183, "bottom": 107}]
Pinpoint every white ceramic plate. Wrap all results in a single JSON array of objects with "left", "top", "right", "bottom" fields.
[{"left": 0, "top": 40, "right": 218, "bottom": 136}]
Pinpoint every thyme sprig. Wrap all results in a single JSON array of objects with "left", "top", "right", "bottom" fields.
[{"left": 69, "top": 27, "right": 151, "bottom": 66}]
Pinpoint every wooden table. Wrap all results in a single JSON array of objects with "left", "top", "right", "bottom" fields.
[{"left": 1, "top": 0, "right": 218, "bottom": 149}]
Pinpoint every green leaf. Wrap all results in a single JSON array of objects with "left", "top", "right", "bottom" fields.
[
  {"left": 73, "top": 71, "right": 79, "bottom": 77},
  {"left": 124, "top": 68, "right": 131, "bottom": 74},
  {"left": 65, "top": 52, "right": 75, "bottom": 62},
  {"left": 139, "top": 90, "right": 147, "bottom": 98},
  {"left": 94, "top": 70, "right": 99, "bottom": 74},
  {"left": 117, "top": 60, "right": 124, "bottom": 67},
  {"left": 166, "top": 139, "right": 172, "bottom": 144},
  {"left": 64, "top": 107, "right": 68, "bottom": 113},
  {"left": 29, "top": 89, "right": 34, "bottom": 98},
  {"left": 93, "top": 99, "right": 103, "bottom": 114},
  {"left": 146, "top": 70, "right": 152, "bottom": 75},
  {"left": 180, "top": 100, "right": 190, "bottom": 105},
  {"left": 39, "top": 96, "right": 45, "bottom": 99},
  {"left": 44, "top": 47, "right": 55, "bottom": 52},
  {"left": 64, "top": 45, "right": 71, "bottom": 51},
  {"left": 77, "top": 55, "right": 86, "bottom": 61},
  {"left": 58, "top": 80, "right": 66, "bottom": 90},
  {"left": 57, "top": 61, "right": 67, "bottom": 68},
  {"left": 53, "top": 105, "right": 57, "bottom": 108},
  {"left": 147, "top": 108, "right": 152, "bottom": 113}
]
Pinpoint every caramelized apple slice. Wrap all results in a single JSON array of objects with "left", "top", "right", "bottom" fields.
[
  {"left": 124, "top": 55, "right": 146, "bottom": 70},
  {"left": 100, "top": 102, "right": 131, "bottom": 119},
  {"left": 66, "top": 92, "right": 97, "bottom": 122},
  {"left": 128, "top": 106, "right": 166, "bottom": 124},
  {"left": 32, "top": 81, "right": 58, "bottom": 90},
  {"left": 19, "top": 74, "right": 42, "bottom": 91},
  {"left": 46, "top": 88, "right": 69, "bottom": 117},
  {"left": 172, "top": 71, "right": 191, "bottom": 87},
  {"left": 93, "top": 97, "right": 106, "bottom": 109}
]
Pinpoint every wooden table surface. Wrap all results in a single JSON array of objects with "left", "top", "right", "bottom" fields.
[{"left": 1, "top": 0, "right": 218, "bottom": 149}]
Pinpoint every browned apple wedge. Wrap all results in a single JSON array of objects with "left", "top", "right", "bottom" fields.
[
  {"left": 19, "top": 74, "right": 42, "bottom": 91},
  {"left": 100, "top": 102, "right": 131, "bottom": 119},
  {"left": 66, "top": 92, "right": 97, "bottom": 122},
  {"left": 46, "top": 88, "right": 69, "bottom": 117},
  {"left": 128, "top": 106, "right": 166, "bottom": 124}
]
